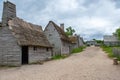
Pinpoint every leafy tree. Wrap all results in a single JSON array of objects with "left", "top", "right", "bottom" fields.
[
  {"left": 115, "top": 28, "right": 120, "bottom": 40},
  {"left": 92, "top": 39, "right": 103, "bottom": 44},
  {"left": 112, "top": 32, "right": 117, "bottom": 36},
  {"left": 65, "top": 26, "right": 75, "bottom": 36},
  {"left": 93, "top": 39, "right": 96, "bottom": 41},
  {"left": 96, "top": 40, "right": 103, "bottom": 44}
]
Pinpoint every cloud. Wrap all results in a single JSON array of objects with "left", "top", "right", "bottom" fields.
[
  {"left": 0, "top": 0, "right": 120, "bottom": 40},
  {"left": 49, "top": 0, "right": 79, "bottom": 13}
]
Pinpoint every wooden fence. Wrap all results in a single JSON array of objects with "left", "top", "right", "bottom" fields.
[{"left": 112, "top": 48, "right": 120, "bottom": 58}]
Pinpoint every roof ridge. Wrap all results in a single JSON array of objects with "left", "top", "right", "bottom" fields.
[
  {"left": 49, "top": 21, "right": 70, "bottom": 42},
  {"left": 8, "top": 17, "right": 52, "bottom": 47}
]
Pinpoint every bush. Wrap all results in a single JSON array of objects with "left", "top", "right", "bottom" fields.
[{"left": 72, "top": 46, "right": 86, "bottom": 53}]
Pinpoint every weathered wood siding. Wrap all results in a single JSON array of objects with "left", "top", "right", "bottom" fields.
[
  {"left": 44, "top": 23, "right": 62, "bottom": 55},
  {"left": 78, "top": 37, "right": 84, "bottom": 46},
  {"left": 29, "top": 47, "right": 52, "bottom": 63},
  {"left": 71, "top": 43, "right": 77, "bottom": 51},
  {"left": 104, "top": 41, "right": 120, "bottom": 46},
  {"left": 61, "top": 41, "right": 70, "bottom": 55},
  {"left": 0, "top": 27, "right": 21, "bottom": 66},
  {"left": 103, "top": 35, "right": 120, "bottom": 46}
]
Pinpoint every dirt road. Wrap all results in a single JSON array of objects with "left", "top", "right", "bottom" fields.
[{"left": 0, "top": 46, "right": 120, "bottom": 80}]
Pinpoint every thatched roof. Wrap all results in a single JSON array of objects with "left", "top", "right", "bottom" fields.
[
  {"left": 8, "top": 17, "right": 52, "bottom": 47},
  {"left": 47, "top": 21, "right": 70, "bottom": 42},
  {"left": 69, "top": 36, "right": 77, "bottom": 44}
]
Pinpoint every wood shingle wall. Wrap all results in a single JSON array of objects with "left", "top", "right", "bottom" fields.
[{"left": 0, "top": 27, "right": 21, "bottom": 66}]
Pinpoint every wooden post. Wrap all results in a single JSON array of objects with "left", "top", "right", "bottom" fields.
[{"left": 113, "top": 58, "right": 118, "bottom": 65}]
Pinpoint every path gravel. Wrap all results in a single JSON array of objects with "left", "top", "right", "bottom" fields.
[{"left": 0, "top": 46, "right": 120, "bottom": 80}]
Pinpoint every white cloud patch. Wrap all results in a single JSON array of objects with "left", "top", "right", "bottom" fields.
[
  {"left": 50, "top": 0, "right": 79, "bottom": 12},
  {"left": 0, "top": 0, "right": 120, "bottom": 40}
]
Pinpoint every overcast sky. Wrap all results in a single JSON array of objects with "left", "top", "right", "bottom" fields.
[{"left": 0, "top": 0, "right": 120, "bottom": 41}]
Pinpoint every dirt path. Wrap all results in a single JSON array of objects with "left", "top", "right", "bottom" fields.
[{"left": 0, "top": 46, "right": 120, "bottom": 80}]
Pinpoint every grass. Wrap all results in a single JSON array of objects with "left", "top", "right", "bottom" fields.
[
  {"left": 52, "top": 54, "right": 68, "bottom": 60},
  {"left": 0, "top": 65, "right": 19, "bottom": 68},
  {"left": 117, "top": 56, "right": 120, "bottom": 61},
  {"left": 101, "top": 46, "right": 120, "bottom": 61},
  {"left": 52, "top": 46, "right": 86, "bottom": 60},
  {"left": 101, "top": 46, "right": 115, "bottom": 58},
  {"left": 72, "top": 46, "right": 86, "bottom": 54}
]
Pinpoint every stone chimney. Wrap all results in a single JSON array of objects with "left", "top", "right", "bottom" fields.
[
  {"left": 60, "top": 23, "right": 64, "bottom": 31},
  {"left": 74, "top": 34, "right": 77, "bottom": 36},
  {"left": 2, "top": 1, "right": 16, "bottom": 27}
]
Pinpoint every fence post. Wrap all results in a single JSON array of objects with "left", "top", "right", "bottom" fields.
[{"left": 113, "top": 58, "right": 118, "bottom": 65}]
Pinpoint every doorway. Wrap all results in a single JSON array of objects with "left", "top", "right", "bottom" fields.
[{"left": 22, "top": 46, "right": 28, "bottom": 64}]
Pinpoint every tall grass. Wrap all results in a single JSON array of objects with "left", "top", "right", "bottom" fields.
[
  {"left": 72, "top": 46, "right": 86, "bottom": 53},
  {"left": 101, "top": 46, "right": 120, "bottom": 61},
  {"left": 52, "top": 54, "right": 68, "bottom": 60},
  {"left": 101, "top": 46, "right": 115, "bottom": 58},
  {"left": 52, "top": 46, "right": 86, "bottom": 60}
]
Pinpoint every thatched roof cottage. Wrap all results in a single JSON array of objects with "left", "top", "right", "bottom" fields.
[
  {"left": 0, "top": 1, "right": 52, "bottom": 66},
  {"left": 44, "top": 21, "right": 71, "bottom": 55},
  {"left": 69, "top": 35, "right": 84, "bottom": 49}
]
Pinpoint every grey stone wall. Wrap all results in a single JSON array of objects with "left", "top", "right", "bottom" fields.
[
  {"left": 29, "top": 47, "right": 52, "bottom": 63},
  {"left": 44, "top": 22, "right": 62, "bottom": 55},
  {"left": 0, "top": 27, "right": 21, "bottom": 66}
]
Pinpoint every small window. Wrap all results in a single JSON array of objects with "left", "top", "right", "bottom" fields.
[
  {"left": 52, "top": 44, "right": 55, "bottom": 47},
  {"left": 33, "top": 47, "right": 37, "bottom": 51},
  {"left": 46, "top": 48, "right": 49, "bottom": 51},
  {"left": 45, "top": 28, "right": 48, "bottom": 31},
  {"left": 49, "top": 34, "right": 52, "bottom": 36},
  {"left": 63, "top": 42, "right": 65, "bottom": 46},
  {"left": 6, "top": 23, "right": 9, "bottom": 26}
]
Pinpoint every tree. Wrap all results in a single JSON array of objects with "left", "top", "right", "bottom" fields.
[
  {"left": 96, "top": 40, "right": 103, "bottom": 44},
  {"left": 93, "top": 39, "right": 96, "bottom": 41},
  {"left": 112, "top": 32, "right": 117, "bottom": 36},
  {"left": 114, "top": 28, "right": 120, "bottom": 40},
  {"left": 65, "top": 26, "right": 75, "bottom": 36}
]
